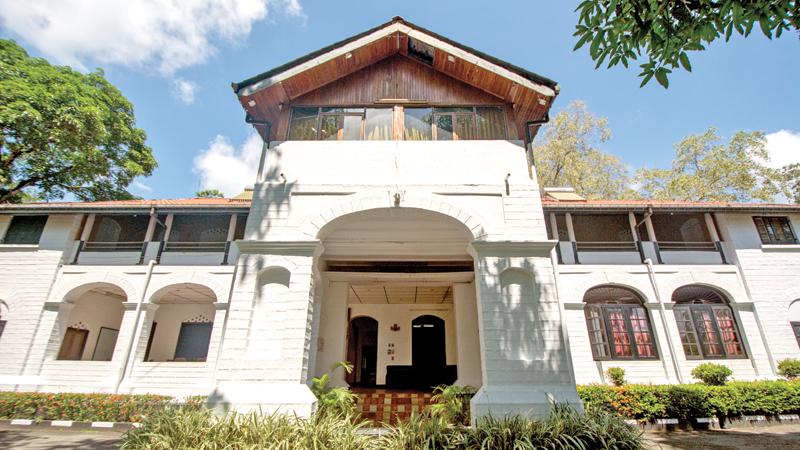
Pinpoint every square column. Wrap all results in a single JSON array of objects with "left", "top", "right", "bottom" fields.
[
  {"left": 452, "top": 281, "right": 482, "bottom": 387},
  {"left": 468, "top": 241, "right": 582, "bottom": 421},
  {"left": 210, "top": 241, "right": 319, "bottom": 417},
  {"left": 312, "top": 280, "right": 349, "bottom": 386}
]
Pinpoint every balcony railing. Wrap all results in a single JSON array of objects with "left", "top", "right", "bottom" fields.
[
  {"left": 655, "top": 241, "right": 717, "bottom": 252},
  {"left": 163, "top": 241, "right": 228, "bottom": 252},
  {"left": 83, "top": 241, "right": 146, "bottom": 252},
  {"left": 575, "top": 241, "right": 638, "bottom": 252}
]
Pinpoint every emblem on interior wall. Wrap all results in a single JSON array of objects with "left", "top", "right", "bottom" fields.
[{"left": 390, "top": 323, "right": 400, "bottom": 332}]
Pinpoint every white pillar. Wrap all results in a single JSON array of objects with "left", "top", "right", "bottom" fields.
[
  {"left": 468, "top": 242, "right": 582, "bottom": 421},
  {"left": 453, "top": 282, "right": 482, "bottom": 387},
  {"left": 313, "top": 281, "right": 349, "bottom": 386}
]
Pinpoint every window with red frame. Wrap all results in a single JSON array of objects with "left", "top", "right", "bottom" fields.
[
  {"left": 583, "top": 286, "right": 658, "bottom": 360},
  {"left": 672, "top": 285, "right": 747, "bottom": 359}
]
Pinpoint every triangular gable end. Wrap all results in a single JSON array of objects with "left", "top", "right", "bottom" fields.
[{"left": 233, "top": 17, "right": 559, "bottom": 140}]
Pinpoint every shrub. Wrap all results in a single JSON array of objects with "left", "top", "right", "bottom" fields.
[
  {"left": 778, "top": 358, "right": 800, "bottom": 379},
  {"left": 578, "top": 380, "right": 800, "bottom": 421},
  {"left": 429, "top": 384, "right": 475, "bottom": 425},
  {"left": 691, "top": 363, "right": 732, "bottom": 385},
  {"left": 606, "top": 367, "right": 626, "bottom": 386},
  {"left": 0, "top": 392, "right": 171, "bottom": 422},
  {"left": 379, "top": 405, "right": 644, "bottom": 450},
  {"left": 121, "top": 408, "right": 375, "bottom": 450}
]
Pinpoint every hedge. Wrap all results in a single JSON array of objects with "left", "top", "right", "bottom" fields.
[
  {"left": 578, "top": 380, "right": 800, "bottom": 421},
  {"left": 0, "top": 392, "right": 173, "bottom": 422}
]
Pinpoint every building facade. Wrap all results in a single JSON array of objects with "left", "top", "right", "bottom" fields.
[{"left": 1, "top": 18, "right": 799, "bottom": 419}]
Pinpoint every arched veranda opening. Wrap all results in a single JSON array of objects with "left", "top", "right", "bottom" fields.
[{"left": 315, "top": 207, "right": 480, "bottom": 391}]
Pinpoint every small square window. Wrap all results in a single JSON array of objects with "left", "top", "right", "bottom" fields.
[{"left": 2, "top": 215, "right": 48, "bottom": 245}]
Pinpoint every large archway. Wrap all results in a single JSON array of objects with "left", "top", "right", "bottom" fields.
[
  {"left": 313, "top": 207, "right": 481, "bottom": 391},
  {"left": 56, "top": 283, "right": 127, "bottom": 361}
]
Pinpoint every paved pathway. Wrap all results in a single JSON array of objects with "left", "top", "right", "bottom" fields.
[
  {"left": 644, "top": 423, "right": 800, "bottom": 449},
  {"left": 2, "top": 422, "right": 799, "bottom": 449},
  {"left": 0, "top": 425, "right": 122, "bottom": 449}
]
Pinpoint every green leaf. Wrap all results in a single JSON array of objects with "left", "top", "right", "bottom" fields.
[
  {"left": 573, "top": 32, "right": 592, "bottom": 51},
  {"left": 759, "top": 17, "right": 773, "bottom": 38},
  {"left": 640, "top": 70, "right": 654, "bottom": 87},
  {"left": 654, "top": 68, "right": 670, "bottom": 88},
  {"left": 678, "top": 53, "right": 692, "bottom": 72}
]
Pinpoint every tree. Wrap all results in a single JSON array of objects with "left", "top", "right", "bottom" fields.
[
  {"left": 573, "top": 1, "right": 800, "bottom": 87},
  {"left": 0, "top": 39, "right": 156, "bottom": 203},
  {"left": 533, "top": 101, "right": 634, "bottom": 199},
  {"left": 782, "top": 163, "right": 800, "bottom": 203},
  {"left": 635, "top": 127, "right": 784, "bottom": 202},
  {"left": 196, "top": 189, "right": 224, "bottom": 198}
]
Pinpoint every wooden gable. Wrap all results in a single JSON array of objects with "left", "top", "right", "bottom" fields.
[{"left": 234, "top": 17, "right": 558, "bottom": 141}]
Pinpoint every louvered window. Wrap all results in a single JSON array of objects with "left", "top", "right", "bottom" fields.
[{"left": 753, "top": 216, "right": 797, "bottom": 245}]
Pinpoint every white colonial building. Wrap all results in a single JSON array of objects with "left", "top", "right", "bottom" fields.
[{"left": 1, "top": 18, "right": 799, "bottom": 420}]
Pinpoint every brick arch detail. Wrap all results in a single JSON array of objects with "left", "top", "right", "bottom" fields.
[
  {"left": 146, "top": 274, "right": 228, "bottom": 304},
  {"left": 52, "top": 274, "right": 139, "bottom": 304}
]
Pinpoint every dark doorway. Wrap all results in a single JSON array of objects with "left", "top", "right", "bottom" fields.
[
  {"left": 346, "top": 316, "right": 378, "bottom": 387},
  {"left": 412, "top": 315, "right": 446, "bottom": 388}
]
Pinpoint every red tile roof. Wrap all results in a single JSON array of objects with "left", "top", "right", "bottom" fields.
[
  {"left": 541, "top": 198, "right": 800, "bottom": 211},
  {"left": 0, "top": 197, "right": 252, "bottom": 211}
]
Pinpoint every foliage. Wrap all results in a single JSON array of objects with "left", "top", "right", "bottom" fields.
[
  {"left": 195, "top": 189, "right": 224, "bottom": 198},
  {"left": 380, "top": 405, "right": 644, "bottom": 450},
  {"left": 121, "top": 407, "right": 375, "bottom": 450},
  {"left": 0, "top": 39, "right": 155, "bottom": 203},
  {"left": 782, "top": 164, "right": 800, "bottom": 204},
  {"left": 573, "top": 1, "right": 800, "bottom": 88},
  {"left": 778, "top": 358, "right": 800, "bottom": 379},
  {"left": 578, "top": 380, "right": 800, "bottom": 420},
  {"left": 635, "top": 128, "right": 784, "bottom": 202},
  {"left": 606, "top": 367, "right": 626, "bottom": 386},
  {"left": 533, "top": 101, "right": 635, "bottom": 200},
  {"left": 310, "top": 361, "right": 357, "bottom": 417},
  {"left": 692, "top": 363, "right": 733, "bottom": 385},
  {"left": 0, "top": 392, "right": 172, "bottom": 422},
  {"left": 429, "top": 384, "right": 476, "bottom": 425}
]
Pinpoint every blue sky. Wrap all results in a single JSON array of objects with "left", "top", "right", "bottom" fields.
[{"left": 1, "top": 0, "right": 799, "bottom": 199}]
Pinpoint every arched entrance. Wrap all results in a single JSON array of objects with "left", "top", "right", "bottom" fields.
[
  {"left": 412, "top": 315, "right": 447, "bottom": 388},
  {"left": 346, "top": 316, "right": 378, "bottom": 387}
]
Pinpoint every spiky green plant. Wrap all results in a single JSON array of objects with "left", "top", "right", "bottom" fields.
[
  {"left": 310, "top": 361, "right": 358, "bottom": 417},
  {"left": 429, "top": 384, "right": 475, "bottom": 425}
]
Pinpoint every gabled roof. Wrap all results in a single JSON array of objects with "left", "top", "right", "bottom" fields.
[
  {"left": 232, "top": 17, "right": 559, "bottom": 139},
  {"left": 232, "top": 16, "right": 558, "bottom": 96}
]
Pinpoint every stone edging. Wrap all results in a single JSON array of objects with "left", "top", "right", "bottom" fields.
[
  {"left": 623, "top": 414, "right": 800, "bottom": 431},
  {"left": 1, "top": 419, "right": 139, "bottom": 431}
]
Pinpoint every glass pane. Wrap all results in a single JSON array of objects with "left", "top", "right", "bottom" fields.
[
  {"left": 476, "top": 107, "right": 506, "bottom": 139},
  {"left": 320, "top": 115, "right": 343, "bottom": 140},
  {"left": 174, "top": 322, "right": 213, "bottom": 361},
  {"left": 606, "top": 307, "right": 632, "bottom": 357},
  {"left": 629, "top": 307, "right": 656, "bottom": 357},
  {"left": 692, "top": 307, "right": 724, "bottom": 357},
  {"left": 650, "top": 213, "right": 711, "bottom": 242},
  {"left": 342, "top": 115, "right": 362, "bottom": 141},
  {"left": 365, "top": 108, "right": 393, "bottom": 140},
  {"left": 234, "top": 214, "right": 248, "bottom": 240},
  {"left": 288, "top": 107, "right": 318, "bottom": 140},
  {"left": 713, "top": 307, "right": 745, "bottom": 356},
  {"left": 320, "top": 107, "right": 364, "bottom": 114},
  {"left": 584, "top": 306, "right": 609, "bottom": 359},
  {"left": 434, "top": 107, "right": 473, "bottom": 113},
  {"left": 2, "top": 216, "right": 47, "bottom": 245},
  {"left": 404, "top": 108, "right": 432, "bottom": 140},
  {"left": 435, "top": 114, "right": 453, "bottom": 140},
  {"left": 170, "top": 215, "right": 230, "bottom": 243},
  {"left": 674, "top": 308, "right": 701, "bottom": 357},
  {"left": 455, "top": 114, "right": 476, "bottom": 140}
]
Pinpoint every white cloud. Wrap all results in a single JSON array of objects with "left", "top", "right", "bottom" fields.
[
  {"left": 193, "top": 133, "right": 261, "bottom": 197},
  {"left": 172, "top": 78, "right": 198, "bottom": 104},
  {"left": 132, "top": 180, "right": 153, "bottom": 193},
  {"left": 0, "top": 0, "right": 303, "bottom": 74},
  {"left": 765, "top": 130, "right": 800, "bottom": 168}
]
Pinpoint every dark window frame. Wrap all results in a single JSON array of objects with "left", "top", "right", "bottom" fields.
[
  {"left": 673, "top": 302, "right": 747, "bottom": 360},
  {"left": 584, "top": 303, "right": 659, "bottom": 361},
  {"left": 173, "top": 322, "right": 213, "bottom": 362},
  {"left": 753, "top": 216, "right": 797, "bottom": 245},
  {"left": 791, "top": 321, "right": 800, "bottom": 349},
  {"left": 2, "top": 215, "right": 48, "bottom": 245}
]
